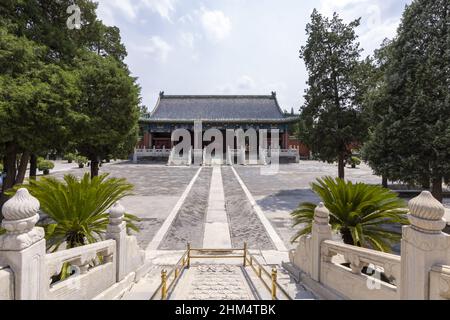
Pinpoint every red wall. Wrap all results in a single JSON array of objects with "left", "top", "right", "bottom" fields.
[{"left": 288, "top": 138, "right": 310, "bottom": 158}]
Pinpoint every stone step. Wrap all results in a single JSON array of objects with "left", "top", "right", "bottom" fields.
[{"left": 170, "top": 264, "right": 257, "bottom": 300}]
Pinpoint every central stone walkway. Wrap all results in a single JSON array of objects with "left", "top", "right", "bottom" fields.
[
  {"left": 203, "top": 166, "right": 232, "bottom": 248},
  {"left": 171, "top": 264, "right": 256, "bottom": 300}
]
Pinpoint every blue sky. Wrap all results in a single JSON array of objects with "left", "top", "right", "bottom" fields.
[{"left": 95, "top": 0, "right": 412, "bottom": 112}]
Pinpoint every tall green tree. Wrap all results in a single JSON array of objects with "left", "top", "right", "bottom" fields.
[
  {"left": 299, "top": 10, "right": 368, "bottom": 179},
  {"left": 0, "top": 0, "right": 141, "bottom": 186},
  {"left": 74, "top": 53, "right": 140, "bottom": 178},
  {"left": 362, "top": 0, "right": 450, "bottom": 202},
  {"left": 0, "top": 27, "right": 80, "bottom": 204}
]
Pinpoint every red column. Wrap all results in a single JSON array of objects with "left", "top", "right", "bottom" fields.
[
  {"left": 143, "top": 132, "right": 150, "bottom": 149},
  {"left": 283, "top": 131, "right": 289, "bottom": 149}
]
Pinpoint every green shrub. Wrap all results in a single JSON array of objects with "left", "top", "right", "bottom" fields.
[
  {"left": 0, "top": 163, "right": 3, "bottom": 172},
  {"left": 349, "top": 156, "right": 361, "bottom": 167},
  {"left": 75, "top": 156, "right": 89, "bottom": 164},
  {"left": 38, "top": 160, "right": 55, "bottom": 172},
  {"left": 11, "top": 173, "right": 138, "bottom": 250},
  {"left": 291, "top": 176, "right": 408, "bottom": 252},
  {"left": 64, "top": 153, "right": 77, "bottom": 163}
]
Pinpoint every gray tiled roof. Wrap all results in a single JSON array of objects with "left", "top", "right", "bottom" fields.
[{"left": 148, "top": 93, "right": 286, "bottom": 121}]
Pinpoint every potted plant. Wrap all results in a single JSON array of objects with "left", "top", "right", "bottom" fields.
[
  {"left": 38, "top": 160, "right": 55, "bottom": 175},
  {"left": 64, "top": 153, "right": 77, "bottom": 164},
  {"left": 349, "top": 156, "right": 361, "bottom": 169},
  {"left": 76, "top": 156, "right": 88, "bottom": 168}
]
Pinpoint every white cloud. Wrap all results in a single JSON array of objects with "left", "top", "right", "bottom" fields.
[
  {"left": 236, "top": 75, "right": 256, "bottom": 90},
  {"left": 140, "top": 36, "right": 172, "bottom": 62},
  {"left": 96, "top": 0, "right": 137, "bottom": 24},
  {"left": 142, "top": 0, "right": 177, "bottom": 21},
  {"left": 316, "top": 0, "right": 402, "bottom": 55},
  {"left": 96, "top": 0, "right": 177, "bottom": 24},
  {"left": 201, "top": 9, "right": 232, "bottom": 42},
  {"left": 318, "top": 0, "right": 367, "bottom": 18},
  {"left": 179, "top": 32, "right": 196, "bottom": 49},
  {"left": 217, "top": 76, "right": 259, "bottom": 94}
]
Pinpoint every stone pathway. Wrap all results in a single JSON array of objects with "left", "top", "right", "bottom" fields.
[
  {"left": 158, "top": 168, "right": 212, "bottom": 250},
  {"left": 222, "top": 167, "right": 276, "bottom": 250},
  {"left": 171, "top": 265, "right": 256, "bottom": 300},
  {"left": 203, "top": 167, "right": 232, "bottom": 248}
]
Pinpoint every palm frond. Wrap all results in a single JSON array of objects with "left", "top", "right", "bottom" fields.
[
  {"left": 9, "top": 173, "right": 136, "bottom": 250},
  {"left": 291, "top": 176, "right": 408, "bottom": 252}
]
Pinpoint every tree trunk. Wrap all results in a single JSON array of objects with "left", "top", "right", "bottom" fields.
[
  {"left": 29, "top": 154, "right": 37, "bottom": 180},
  {"left": 90, "top": 160, "right": 99, "bottom": 178},
  {"left": 432, "top": 176, "right": 443, "bottom": 203},
  {"left": 0, "top": 142, "right": 17, "bottom": 213},
  {"left": 2, "top": 143, "right": 17, "bottom": 193},
  {"left": 15, "top": 151, "right": 30, "bottom": 185},
  {"left": 340, "top": 228, "right": 354, "bottom": 246},
  {"left": 382, "top": 176, "right": 388, "bottom": 188},
  {"left": 338, "top": 153, "right": 345, "bottom": 180},
  {"left": 421, "top": 176, "right": 430, "bottom": 189}
]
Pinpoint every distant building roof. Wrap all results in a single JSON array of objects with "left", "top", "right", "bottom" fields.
[{"left": 141, "top": 92, "right": 296, "bottom": 123}]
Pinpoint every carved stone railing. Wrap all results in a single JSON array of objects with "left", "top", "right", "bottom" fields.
[
  {"left": 0, "top": 265, "right": 13, "bottom": 300},
  {"left": 135, "top": 147, "right": 171, "bottom": 157},
  {"left": 0, "top": 189, "right": 146, "bottom": 300},
  {"left": 45, "top": 240, "right": 116, "bottom": 300},
  {"left": 133, "top": 147, "right": 171, "bottom": 163},
  {"left": 321, "top": 241, "right": 401, "bottom": 285},
  {"left": 288, "top": 192, "right": 450, "bottom": 300},
  {"left": 430, "top": 265, "right": 450, "bottom": 300},
  {"left": 320, "top": 240, "right": 401, "bottom": 299}
]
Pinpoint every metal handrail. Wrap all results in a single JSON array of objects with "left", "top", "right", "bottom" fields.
[
  {"left": 244, "top": 251, "right": 292, "bottom": 300},
  {"left": 150, "top": 242, "right": 293, "bottom": 300}
]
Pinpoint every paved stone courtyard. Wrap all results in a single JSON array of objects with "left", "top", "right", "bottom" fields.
[
  {"left": 46, "top": 160, "right": 450, "bottom": 300},
  {"left": 49, "top": 160, "right": 450, "bottom": 251}
]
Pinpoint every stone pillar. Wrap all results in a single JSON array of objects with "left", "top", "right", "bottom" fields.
[
  {"left": 132, "top": 149, "right": 138, "bottom": 164},
  {"left": 400, "top": 191, "right": 449, "bottom": 300},
  {"left": 311, "top": 203, "right": 332, "bottom": 281},
  {"left": 0, "top": 189, "right": 46, "bottom": 300},
  {"left": 106, "top": 202, "right": 127, "bottom": 282}
]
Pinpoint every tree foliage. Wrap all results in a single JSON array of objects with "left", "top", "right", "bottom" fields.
[
  {"left": 0, "top": 0, "right": 141, "bottom": 204},
  {"left": 74, "top": 52, "right": 140, "bottom": 177},
  {"left": 362, "top": 0, "right": 450, "bottom": 201}
]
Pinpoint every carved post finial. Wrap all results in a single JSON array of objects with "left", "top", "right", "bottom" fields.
[
  {"left": 408, "top": 191, "right": 446, "bottom": 234},
  {"left": 0, "top": 188, "right": 44, "bottom": 251},
  {"left": 314, "top": 202, "right": 330, "bottom": 226},
  {"left": 108, "top": 202, "right": 125, "bottom": 227}
]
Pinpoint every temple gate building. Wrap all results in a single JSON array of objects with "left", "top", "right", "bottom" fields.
[{"left": 136, "top": 92, "right": 300, "bottom": 165}]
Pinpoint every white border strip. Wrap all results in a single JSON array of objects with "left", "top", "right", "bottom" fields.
[
  {"left": 231, "top": 166, "right": 288, "bottom": 252},
  {"left": 146, "top": 167, "right": 203, "bottom": 251}
]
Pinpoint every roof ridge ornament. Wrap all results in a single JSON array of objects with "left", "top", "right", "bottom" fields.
[
  {"left": 271, "top": 91, "right": 277, "bottom": 97},
  {"left": 159, "top": 91, "right": 165, "bottom": 98}
]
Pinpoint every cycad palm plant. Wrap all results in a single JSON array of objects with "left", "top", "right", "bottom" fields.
[
  {"left": 291, "top": 176, "right": 408, "bottom": 252},
  {"left": 13, "top": 173, "right": 138, "bottom": 251}
]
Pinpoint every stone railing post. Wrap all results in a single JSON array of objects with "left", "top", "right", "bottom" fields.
[
  {"left": 132, "top": 149, "right": 138, "bottom": 164},
  {"left": 0, "top": 189, "right": 46, "bottom": 300},
  {"left": 106, "top": 202, "right": 127, "bottom": 282},
  {"left": 400, "top": 191, "right": 449, "bottom": 300},
  {"left": 311, "top": 203, "right": 332, "bottom": 281}
]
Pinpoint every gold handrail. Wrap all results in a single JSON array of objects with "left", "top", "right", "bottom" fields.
[
  {"left": 244, "top": 250, "right": 293, "bottom": 300},
  {"left": 150, "top": 242, "right": 293, "bottom": 300}
]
